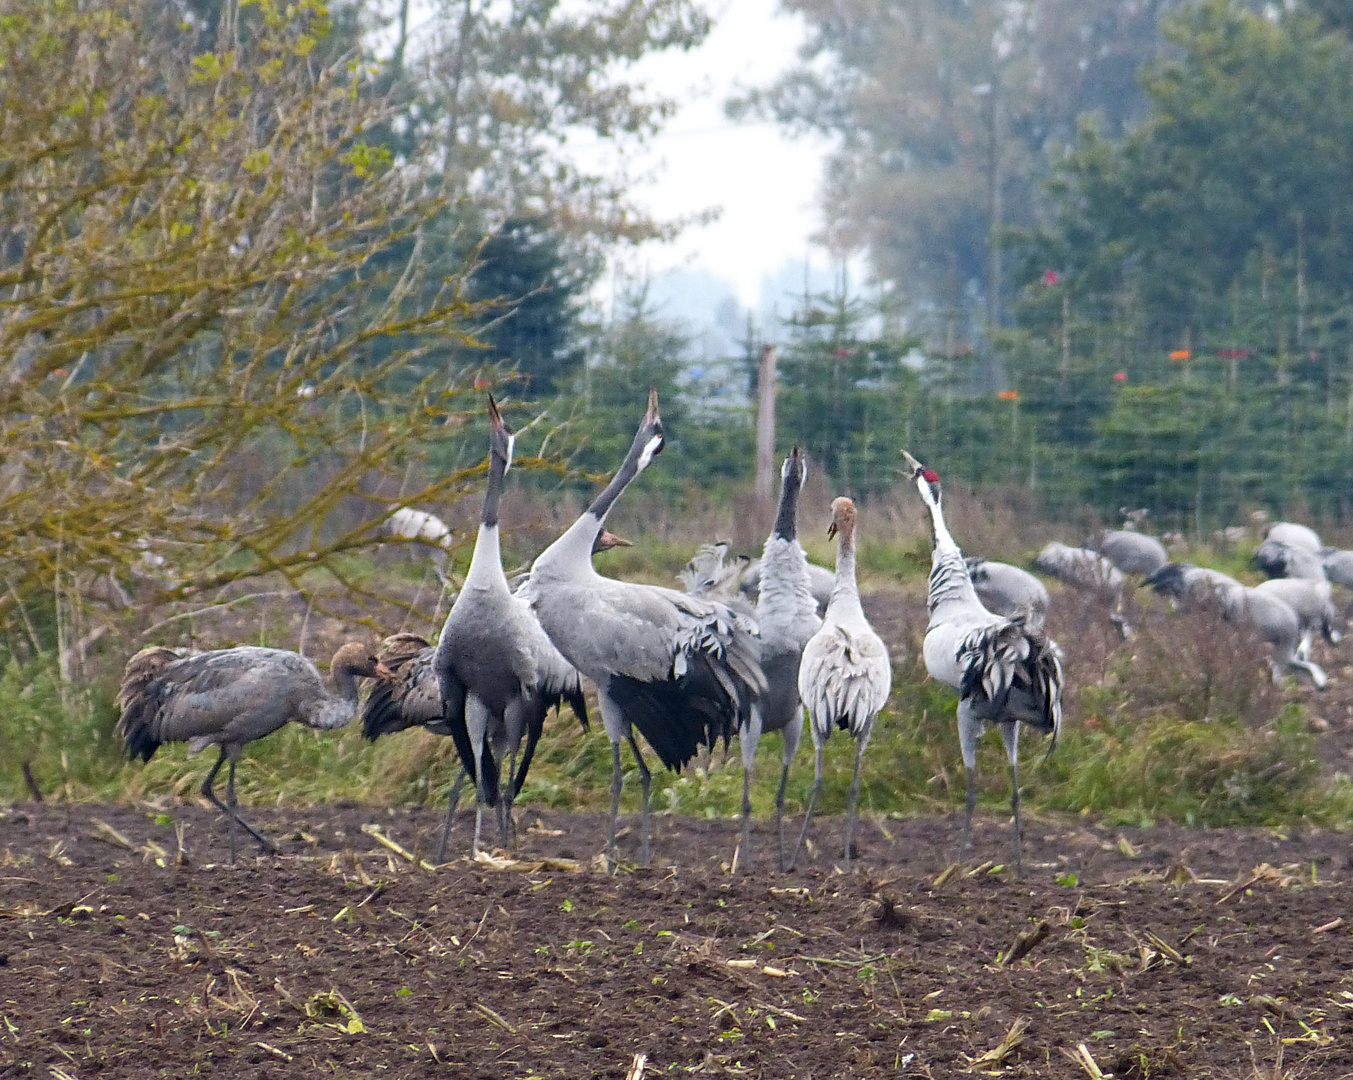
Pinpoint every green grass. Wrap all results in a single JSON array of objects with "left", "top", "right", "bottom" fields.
[{"left": 3, "top": 535, "right": 1350, "bottom": 831}]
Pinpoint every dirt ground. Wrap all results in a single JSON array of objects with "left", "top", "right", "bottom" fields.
[{"left": 2, "top": 801, "right": 1351, "bottom": 1079}]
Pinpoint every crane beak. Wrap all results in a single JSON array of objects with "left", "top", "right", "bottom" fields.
[
  {"left": 374, "top": 661, "right": 396, "bottom": 680},
  {"left": 644, "top": 388, "right": 660, "bottom": 425},
  {"left": 901, "top": 450, "right": 923, "bottom": 475},
  {"left": 487, "top": 392, "right": 504, "bottom": 429},
  {"left": 827, "top": 521, "right": 838, "bottom": 540},
  {"left": 593, "top": 529, "right": 632, "bottom": 552}
]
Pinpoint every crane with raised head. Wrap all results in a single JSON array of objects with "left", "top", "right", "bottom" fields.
[
  {"left": 904, "top": 451, "right": 1063, "bottom": 872},
  {"left": 741, "top": 448, "right": 822, "bottom": 870},
  {"left": 526, "top": 391, "right": 765, "bottom": 867}
]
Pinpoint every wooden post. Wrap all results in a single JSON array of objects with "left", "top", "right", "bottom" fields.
[{"left": 755, "top": 344, "right": 778, "bottom": 507}]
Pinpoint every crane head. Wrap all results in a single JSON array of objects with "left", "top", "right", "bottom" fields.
[
  {"left": 486, "top": 393, "right": 516, "bottom": 473},
  {"left": 901, "top": 450, "right": 941, "bottom": 503},
  {"left": 633, "top": 389, "right": 665, "bottom": 473},
  {"left": 781, "top": 445, "right": 807, "bottom": 487},
  {"left": 827, "top": 496, "right": 856, "bottom": 541}
]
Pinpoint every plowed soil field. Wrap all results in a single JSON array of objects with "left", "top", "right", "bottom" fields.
[{"left": 2, "top": 802, "right": 1351, "bottom": 1079}]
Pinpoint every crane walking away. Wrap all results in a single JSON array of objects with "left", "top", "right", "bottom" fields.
[
  {"left": 527, "top": 391, "right": 765, "bottom": 868},
  {"left": 416, "top": 396, "right": 591, "bottom": 857},
  {"left": 742, "top": 448, "right": 822, "bottom": 870},
  {"left": 789, "top": 497, "right": 892, "bottom": 871},
  {"left": 904, "top": 451, "right": 1063, "bottom": 873},
  {"left": 117, "top": 642, "right": 391, "bottom": 863}
]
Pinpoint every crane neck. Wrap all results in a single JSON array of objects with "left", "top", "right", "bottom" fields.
[
  {"left": 924, "top": 492, "right": 959, "bottom": 556},
  {"left": 330, "top": 662, "right": 364, "bottom": 706},
  {"left": 464, "top": 521, "right": 510, "bottom": 591},
  {"left": 481, "top": 446, "right": 509, "bottom": 527},
  {"left": 829, "top": 523, "right": 861, "bottom": 611},
  {"left": 772, "top": 471, "right": 801, "bottom": 541}
]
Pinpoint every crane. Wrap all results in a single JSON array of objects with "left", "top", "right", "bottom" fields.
[
  {"left": 526, "top": 391, "right": 765, "bottom": 867},
  {"left": 788, "top": 496, "right": 891, "bottom": 870},
  {"left": 117, "top": 642, "right": 391, "bottom": 862},
  {"left": 904, "top": 451, "right": 1063, "bottom": 872},
  {"left": 741, "top": 448, "right": 822, "bottom": 870}
]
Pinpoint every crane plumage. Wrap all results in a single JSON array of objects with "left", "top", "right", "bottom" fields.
[
  {"left": 527, "top": 390, "right": 765, "bottom": 867},
  {"left": 117, "top": 642, "right": 390, "bottom": 862},
  {"left": 407, "top": 395, "right": 590, "bottom": 857},
  {"left": 904, "top": 450, "right": 1063, "bottom": 873},
  {"left": 788, "top": 496, "right": 892, "bottom": 870},
  {"left": 739, "top": 448, "right": 822, "bottom": 870},
  {"left": 964, "top": 557, "right": 1050, "bottom": 625},
  {"left": 1142, "top": 562, "right": 1328, "bottom": 689}
]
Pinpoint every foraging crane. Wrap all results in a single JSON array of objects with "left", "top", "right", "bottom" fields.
[
  {"left": 1250, "top": 541, "right": 1342, "bottom": 658},
  {"left": 742, "top": 448, "right": 822, "bottom": 870},
  {"left": 964, "top": 558, "right": 1050, "bottom": 625},
  {"left": 117, "top": 642, "right": 391, "bottom": 862},
  {"left": 904, "top": 451, "right": 1063, "bottom": 871},
  {"left": 414, "top": 396, "right": 590, "bottom": 856},
  {"left": 526, "top": 391, "right": 764, "bottom": 867},
  {"left": 1095, "top": 530, "right": 1169, "bottom": 577},
  {"left": 1265, "top": 521, "right": 1322, "bottom": 553},
  {"left": 1320, "top": 548, "right": 1353, "bottom": 590},
  {"left": 1254, "top": 538, "right": 1327, "bottom": 580},
  {"left": 1142, "top": 563, "right": 1327, "bottom": 688},
  {"left": 788, "top": 497, "right": 891, "bottom": 870},
  {"left": 1032, "top": 542, "right": 1125, "bottom": 592}
]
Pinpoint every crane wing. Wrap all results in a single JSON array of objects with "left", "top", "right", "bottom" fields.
[{"left": 798, "top": 622, "right": 892, "bottom": 742}]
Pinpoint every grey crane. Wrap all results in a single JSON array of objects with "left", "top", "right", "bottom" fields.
[
  {"left": 526, "top": 391, "right": 765, "bottom": 867},
  {"left": 117, "top": 642, "right": 390, "bottom": 862},
  {"left": 964, "top": 558, "right": 1050, "bottom": 625},
  {"left": 1141, "top": 562, "right": 1327, "bottom": 688},
  {"left": 741, "top": 448, "right": 822, "bottom": 870},
  {"left": 1032, "top": 541, "right": 1125, "bottom": 592},
  {"left": 1254, "top": 538, "right": 1327, "bottom": 580},
  {"left": 679, "top": 542, "right": 751, "bottom": 601},
  {"left": 1095, "top": 530, "right": 1169, "bottom": 577},
  {"left": 1321, "top": 548, "right": 1353, "bottom": 589},
  {"left": 1251, "top": 540, "right": 1342, "bottom": 658},
  {"left": 904, "top": 452, "right": 1063, "bottom": 872},
  {"left": 1266, "top": 521, "right": 1322, "bottom": 553},
  {"left": 407, "top": 396, "right": 592, "bottom": 856},
  {"left": 788, "top": 496, "right": 892, "bottom": 870}
]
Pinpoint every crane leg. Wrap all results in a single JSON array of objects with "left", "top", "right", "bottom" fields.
[
  {"left": 843, "top": 737, "right": 867, "bottom": 870},
  {"left": 201, "top": 748, "right": 275, "bottom": 863},
  {"left": 739, "top": 708, "right": 762, "bottom": 872},
  {"left": 501, "top": 746, "right": 519, "bottom": 849},
  {"left": 776, "top": 710, "right": 803, "bottom": 872},
  {"left": 958, "top": 702, "right": 981, "bottom": 861},
  {"left": 433, "top": 767, "right": 467, "bottom": 864},
  {"left": 607, "top": 740, "right": 623, "bottom": 873},
  {"left": 625, "top": 732, "right": 652, "bottom": 867},
  {"left": 788, "top": 741, "right": 824, "bottom": 872},
  {"left": 1001, "top": 721, "right": 1024, "bottom": 876}
]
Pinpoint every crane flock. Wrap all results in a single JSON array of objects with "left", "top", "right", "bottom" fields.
[{"left": 114, "top": 391, "right": 1342, "bottom": 871}]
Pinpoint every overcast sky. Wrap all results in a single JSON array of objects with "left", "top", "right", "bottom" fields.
[
  {"left": 398, "top": 0, "right": 836, "bottom": 310},
  {"left": 568, "top": 0, "right": 837, "bottom": 308}
]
